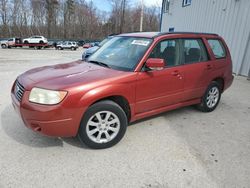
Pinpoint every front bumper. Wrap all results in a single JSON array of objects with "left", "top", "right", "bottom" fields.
[{"left": 11, "top": 90, "right": 83, "bottom": 137}]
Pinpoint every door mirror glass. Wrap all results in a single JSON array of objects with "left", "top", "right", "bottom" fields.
[{"left": 145, "top": 58, "right": 165, "bottom": 71}]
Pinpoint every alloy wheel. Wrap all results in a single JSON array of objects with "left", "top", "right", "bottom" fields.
[{"left": 86, "top": 111, "right": 120, "bottom": 144}]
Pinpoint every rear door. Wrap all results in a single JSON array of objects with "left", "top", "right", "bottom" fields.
[{"left": 180, "top": 38, "right": 212, "bottom": 101}]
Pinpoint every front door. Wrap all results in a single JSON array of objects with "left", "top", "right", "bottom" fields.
[{"left": 135, "top": 39, "right": 184, "bottom": 114}]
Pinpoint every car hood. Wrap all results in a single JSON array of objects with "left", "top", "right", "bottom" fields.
[
  {"left": 18, "top": 60, "right": 132, "bottom": 90},
  {"left": 86, "top": 46, "right": 99, "bottom": 54}
]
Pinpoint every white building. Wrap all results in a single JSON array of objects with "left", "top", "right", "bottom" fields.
[{"left": 160, "top": 0, "right": 250, "bottom": 77}]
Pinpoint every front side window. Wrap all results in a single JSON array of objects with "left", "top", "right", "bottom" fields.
[
  {"left": 88, "top": 36, "right": 152, "bottom": 71},
  {"left": 149, "top": 39, "right": 180, "bottom": 67},
  {"left": 208, "top": 39, "right": 226, "bottom": 59},
  {"left": 182, "top": 39, "right": 208, "bottom": 64}
]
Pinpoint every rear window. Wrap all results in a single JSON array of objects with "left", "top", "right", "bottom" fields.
[{"left": 208, "top": 39, "right": 226, "bottom": 59}]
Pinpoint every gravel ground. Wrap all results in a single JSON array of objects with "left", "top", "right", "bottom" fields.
[{"left": 0, "top": 48, "right": 249, "bottom": 188}]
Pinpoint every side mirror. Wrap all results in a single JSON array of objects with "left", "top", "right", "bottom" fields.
[{"left": 145, "top": 58, "right": 165, "bottom": 71}]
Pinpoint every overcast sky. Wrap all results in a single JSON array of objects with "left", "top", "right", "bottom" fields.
[{"left": 88, "top": 0, "right": 162, "bottom": 12}]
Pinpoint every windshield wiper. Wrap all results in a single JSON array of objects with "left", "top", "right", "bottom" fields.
[{"left": 88, "top": 60, "right": 110, "bottom": 68}]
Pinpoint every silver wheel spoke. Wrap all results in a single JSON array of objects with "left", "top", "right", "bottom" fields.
[
  {"left": 109, "top": 126, "right": 118, "bottom": 132},
  {"left": 108, "top": 119, "right": 118, "bottom": 125},
  {"left": 88, "top": 128, "right": 98, "bottom": 135},
  {"left": 95, "top": 113, "right": 102, "bottom": 122},
  {"left": 105, "top": 112, "right": 111, "bottom": 121},
  {"left": 88, "top": 120, "right": 99, "bottom": 127},
  {"left": 96, "top": 131, "right": 102, "bottom": 142},
  {"left": 104, "top": 131, "right": 111, "bottom": 141}
]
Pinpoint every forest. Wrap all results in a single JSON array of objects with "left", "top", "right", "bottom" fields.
[{"left": 0, "top": 0, "right": 160, "bottom": 40}]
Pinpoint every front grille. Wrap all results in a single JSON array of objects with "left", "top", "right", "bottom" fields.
[{"left": 14, "top": 80, "right": 25, "bottom": 102}]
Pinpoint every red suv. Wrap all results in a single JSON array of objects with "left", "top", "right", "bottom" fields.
[{"left": 11, "top": 32, "right": 234, "bottom": 149}]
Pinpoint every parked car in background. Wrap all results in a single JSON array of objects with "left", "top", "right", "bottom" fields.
[
  {"left": 82, "top": 36, "right": 114, "bottom": 60},
  {"left": 83, "top": 43, "right": 93, "bottom": 48},
  {"left": 78, "top": 40, "right": 85, "bottom": 46},
  {"left": 1, "top": 38, "right": 14, "bottom": 48},
  {"left": 1, "top": 37, "right": 48, "bottom": 49},
  {"left": 23, "top": 36, "right": 48, "bottom": 44},
  {"left": 56, "top": 41, "right": 78, "bottom": 50},
  {"left": 11, "top": 32, "right": 234, "bottom": 149},
  {"left": 44, "top": 41, "right": 56, "bottom": 48}
]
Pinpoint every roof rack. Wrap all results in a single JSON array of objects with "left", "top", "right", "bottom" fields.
[{"left": 155, "top": 32, "right": 219, "bottom": 37}]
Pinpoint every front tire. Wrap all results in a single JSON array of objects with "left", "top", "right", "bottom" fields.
[
  {"left": 1, "top": 44, "right": 7, "bottom": 48},
  {"left": 196, "top": 82, "right": 221, "bottom": 112},
  {"left": 78, "top": 100, "right": 128, "bottom": 149}
]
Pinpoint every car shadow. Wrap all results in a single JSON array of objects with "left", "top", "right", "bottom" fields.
[
  {"left": 1, "top": 103, "right": 195, "bottom": 149},
  {"left": 1, "top": 104, "right": 87, "bottom": 148}
]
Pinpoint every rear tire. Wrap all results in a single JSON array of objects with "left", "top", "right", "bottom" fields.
[
  {"left": 196, "top": 81, "right": 221, "bottom": 112},
  {"left": 78, "top": 100, "right": 128, "bottom": 149},
  {"left": 39, "top": 41, "right": 44, "bottom": 44},
  {"left": 24, "top": 40, "right": 28, "bottom": 44}
]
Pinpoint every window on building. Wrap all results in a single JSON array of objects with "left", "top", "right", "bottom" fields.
[
  {"left": 182, "top": 39, "right": 208, "bottom": 64},
  {"left": 163, "top": 0, "right": 170, "bottom": 13},
  {"left": 208, "top": 39, "right": 226, "bottom": 59},
  {"left": 183, "top": 0, "right": 192, "bottom": 7}
]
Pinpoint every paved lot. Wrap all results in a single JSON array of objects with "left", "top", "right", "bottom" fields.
[{"left": 0, "top": 48, "right": 250, "bottom": 188}]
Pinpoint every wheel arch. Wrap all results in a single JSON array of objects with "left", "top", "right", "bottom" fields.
[
  {"left": 212, "top": 77, "right": 225, "bottom": 92},
  {"left": 78, "top": 83, "right": 135, "bottom": 123},
  {"left": 91, "top": 95, "right": 131, "bottom": 122}
]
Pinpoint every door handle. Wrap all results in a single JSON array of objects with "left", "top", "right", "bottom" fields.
[
  {"left": 206, "top": 64, "right": 212, "bottom": 70},
  {"left": 171, "top": 70, "right": 180, "bottom": 76}
]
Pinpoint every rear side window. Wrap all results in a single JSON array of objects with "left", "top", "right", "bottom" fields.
[
  {"left": 182, "top": 39, "right": 208, "bottom": 64},
  {"left": 208, "top": 39, "right": 226, "bottom": 59}
]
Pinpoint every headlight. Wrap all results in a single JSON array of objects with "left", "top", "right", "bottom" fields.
[{"left": 29, "top": 87, "right": 67, "bottom": 105}]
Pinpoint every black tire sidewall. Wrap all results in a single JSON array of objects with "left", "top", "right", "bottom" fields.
[
  {"left": 78, "top": 100, "right": 128, "bottom": 149},
  {"left": 200, "top": 82, "right": 221, "bottom": 112}
]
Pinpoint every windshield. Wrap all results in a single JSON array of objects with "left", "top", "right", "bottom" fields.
[
  {"left": 88, "top": 36, "right": 152, "bottom": 71},
  {"left": 99, "top": 38, "right": 110, "bottom": 47}
]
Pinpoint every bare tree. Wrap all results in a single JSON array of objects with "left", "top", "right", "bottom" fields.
[{"left": 0, "top": 0, "right": 160, "bottom": 39}]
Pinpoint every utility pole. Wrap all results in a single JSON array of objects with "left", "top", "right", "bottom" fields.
[{"left": 140, "top": 0, "right": 144, "bottom": 32}]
